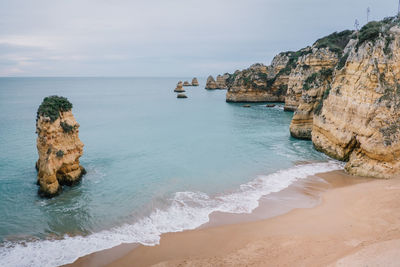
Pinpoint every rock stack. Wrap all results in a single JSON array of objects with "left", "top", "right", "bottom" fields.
[
  {"left": 183, "top": 81, "right": 190, "bottom": 86},
  {"left": 174, "top": 82, "right": 185, "bottom": 92},
  {"left": 205, "top": 76, "right": 218, "bottom": 89},
  {"left": 36, "top": 96, "right": 86, "bottom": 197},
  {"left": 192, "top": 78, "right": 199, "bottom": 86}
]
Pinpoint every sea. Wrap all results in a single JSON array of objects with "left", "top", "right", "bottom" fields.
[{"left": 0, "top": 77, "right": 342, "bottom": 266}]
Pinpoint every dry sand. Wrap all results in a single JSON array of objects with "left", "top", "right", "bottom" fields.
[{"left": 67, "top": 170, "right": 400, "bottom": 267}]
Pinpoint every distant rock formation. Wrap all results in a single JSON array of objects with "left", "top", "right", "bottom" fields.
[
  {"left": 192, "top": 78, "right": 199, "bottom": 86},
  {"left": 36, "top": 96, "right": 85, "bottom": 197},
  {"left": 205, "top": 76, "right": 218, "bottom": 89},
  {"left": 183, "top": 81, "right": 191, "bottom": 86},
  {"left": 205, "top": 74, "right": 230, "bottom": 89},
  {"left": 174, "top": 83, "right": 185, "bottom": 92},
  {"left": 226, "top": 61, "right": 288, "bottom": 102},
  {"left": 177, "top": 93, "right": 188, "bottom": 98}
]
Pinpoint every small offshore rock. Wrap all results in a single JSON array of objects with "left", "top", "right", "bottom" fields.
[
  {"left": 242, "top": 104, "right": 251, "bottom": 108},
  {"left": 266, "top": 104, "right": 276, "bottom": 107},
  {"left": 183, "top": 81, "right": 191, "bottom": 86},
  {"left": 177, "top": 93, "right": 188, "bottom": 99},
  {"left": 192, "top": 78, "right": 199, "bottom": 86},
  {"left": 174, "top": 83, "right": 185, "bottom": 92}
]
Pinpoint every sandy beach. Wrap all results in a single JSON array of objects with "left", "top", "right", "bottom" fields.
[{"left": 67, "top": 170, "right": 400, "bottom": 267}]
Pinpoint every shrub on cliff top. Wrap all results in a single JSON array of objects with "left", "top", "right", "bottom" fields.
[
  {"left": 37, "top": 96, "right": 73, "bottom": 122},
  {"left": 358, "top": 21, "right": 383, "bottom": 47},
  {"left": 314, "top": 30, "right": 353, "bottom": 54}
]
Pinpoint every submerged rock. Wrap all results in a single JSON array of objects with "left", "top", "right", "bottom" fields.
[
  {"left": 266, "top": 104, "right": 276, "bottom": 107},
  {"left": 36, "top": 96, "right": 85, "bottom": 197},
  {"left": 192, "top": 78, "right": 199, "bottom": 86},
  {"left": 177, "top": 93, "right": 188, "bottom": 98},
  {"left": 242, "top": 104, "right": 251, "bottom": 108}
]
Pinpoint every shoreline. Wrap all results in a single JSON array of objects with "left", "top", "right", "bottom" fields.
[{"left": 66, "top": 169, "right": 386, "bottom": 267}]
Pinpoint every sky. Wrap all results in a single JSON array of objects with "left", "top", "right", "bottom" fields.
[{"left": 0, "top": 0, "right": 398, "bottom": 77}]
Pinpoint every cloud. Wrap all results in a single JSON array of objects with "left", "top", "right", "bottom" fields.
[{"left": 0, "top": 0, "right": 398, "bottom": 76}]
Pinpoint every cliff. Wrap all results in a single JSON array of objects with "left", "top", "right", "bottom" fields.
[
  {"left": 36, "top": 96, "right": 85, "bottom": 197},
  {"left": 289, "top": 30, "right": 353, "bottom": 138},
  {"left": 213, "top": 16, "right": 400, "bottom": 178},
  {"left": 312, "top": 18, "right": 400, "bottom": 178},
  {"left": 224, "top": 37, "right": 343, "bottom": 104}
]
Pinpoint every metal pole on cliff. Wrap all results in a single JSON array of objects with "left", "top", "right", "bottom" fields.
[
  {"left": 367, "top": 7, "right": 370, "bottom": 23},
  {"left": 355, "top": 19, "right": 360, "bottom": 31},
  {"left": 398, "top": 0, "right": 400, "bottom": 17}
]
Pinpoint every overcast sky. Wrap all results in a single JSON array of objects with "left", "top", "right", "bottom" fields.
[{"left": 0, "top": 0, "right": 397, "bottom": 77}]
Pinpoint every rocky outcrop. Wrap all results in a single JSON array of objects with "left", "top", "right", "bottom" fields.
[
  {"left": 205, "top": 76, "right": 218, "bottom": 89},
  {"left": 226, "top": 62, "right": 287, "bottom": 102},
  {"left": 225, "top": 52, "right": 291, "bottom": 102},
  {"left": 288, "top": 30, "right": 355, "bottom": 138},
  {"left": 183, "top": 81, "right": 190, "bottom": 86},
  {"left": 312, "top": 18, "right": 400, "bottom": 178},
  {"left": 289, "top": 68, "right": 334, "bottom": 139},
  {"left": 174, "top": 83, "right": 185, "bottom": 92},
  {"left": 192, "top": 78, "right": 199, "bottom": 86},
  {"left": 36, "top": 96, "right": 85, "bottom": 197},
  {"left": 205, "top": 74, "right": 230, "bottom": 89},
  {"left": 177, "top": 93, "right": 188, "bottom": 98}
]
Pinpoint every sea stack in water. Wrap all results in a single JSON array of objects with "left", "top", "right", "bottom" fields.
[
  {"left": 192, "top": 78, "right": 199, "bottom": 86},
  {"left": 205, "top": 75, "right": 218, "bottom": 89},
  {"left": 183, "top": 81, "right": 191, "bottom": 86},
  {"left": 174, "top": 82, "right": 185, "bottom": 92},
  {"left": 36, "top": 96, "right": 86, "bottom": 197}
]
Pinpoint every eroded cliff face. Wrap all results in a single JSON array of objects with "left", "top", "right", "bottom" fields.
[
  {"left": 225, "top": 53, "right": 290, "bottom": 102},
  {"left": 312, "top": 20, "right": 400, "bottom": 178},
  {"left": 36, "top": 96, "right": 85, "bottom": 197},
  {"left": 284, "top": 47, "right": 340, "bottom": 111}
]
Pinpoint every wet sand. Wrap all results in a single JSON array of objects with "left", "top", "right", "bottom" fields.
[{"left": 67, "top": 170, "right": 400, "bottom": 267}]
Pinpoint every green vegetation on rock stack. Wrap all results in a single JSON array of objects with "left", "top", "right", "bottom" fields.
[{"left": 37, "top": 96, "right": 73, "bottom": 122}]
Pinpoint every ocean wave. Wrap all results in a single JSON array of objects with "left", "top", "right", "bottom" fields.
[{"left": 0, "top": 161, "right": 343, "bottom": 267}]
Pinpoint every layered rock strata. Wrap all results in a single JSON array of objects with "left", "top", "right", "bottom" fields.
[
  {"left": 36, "top": 96, "right": 85, "bottom": 197},
  {"left": 226, "top": 62, "right": 288, "bottom": 102},
  {"left": 312, "top": 19, "right": 400, "bottom": 178}
]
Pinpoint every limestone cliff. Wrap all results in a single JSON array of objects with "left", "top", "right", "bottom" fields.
[
  {"left": 312, "top": 18, "right": 400, "bottom": 178},
  {"left": 36, "top": 96, "right": 85, "bottom": 197},
  {"left": 288, "top": 30, "right": 354, "bottom": 138},
  {"left": 225, "top": 53, "right": 291, "bottom": 102}
]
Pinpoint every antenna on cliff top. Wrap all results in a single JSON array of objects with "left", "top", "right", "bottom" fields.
[
  {"left": 355, "top": 19, "right": 360, "bottom": 31},
  {"left": 367, "top": 7, "right": 371, "bottom": 23},
  {"left": 398, "top": 0, "right": 400, "bottom": 17}
]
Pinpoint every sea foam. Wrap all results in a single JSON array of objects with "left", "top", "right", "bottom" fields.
[{"left": 0, "top": 161, "right": 342, "bottom": 267}]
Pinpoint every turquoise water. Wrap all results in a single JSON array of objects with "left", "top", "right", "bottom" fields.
[{"left": 0, "top": 77, "right": 339, "bottom": 266}]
